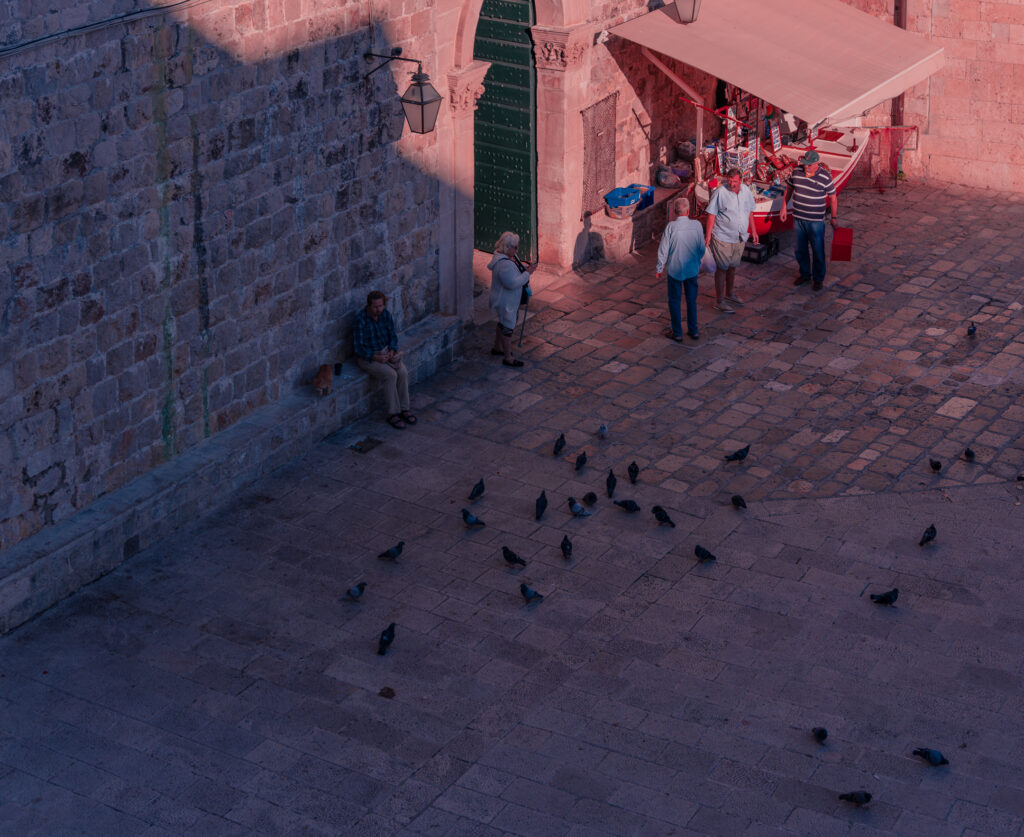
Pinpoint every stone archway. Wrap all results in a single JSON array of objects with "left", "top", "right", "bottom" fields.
[{"left": 441, "top": 0, "right": 591, "bottom": 275}]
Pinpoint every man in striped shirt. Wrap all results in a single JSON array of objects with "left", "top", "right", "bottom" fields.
[{"left": 780, "top": 150, "right": 838, "bottom": 290}]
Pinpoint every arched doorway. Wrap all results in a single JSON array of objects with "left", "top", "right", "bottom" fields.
[{"left": 472, "top": 0, "right": 538, "bottom": 261}]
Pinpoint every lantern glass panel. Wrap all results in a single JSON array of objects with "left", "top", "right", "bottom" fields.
[
  {"left": 401, "top": 78, "right": 442, "bottom": 134},
  {"left": 674, "top": 0, "right": 702, "bottom": 23}
]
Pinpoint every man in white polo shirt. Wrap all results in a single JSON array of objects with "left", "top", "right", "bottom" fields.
[
  {"left": 780, "top": 149, "right": 838, "bottom": 291},
  {"left": 704, "top": 167, "right": 759, "bottom": 312}
]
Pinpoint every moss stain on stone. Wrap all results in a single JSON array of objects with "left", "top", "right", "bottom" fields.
[
  {"left": 152, "top": 22, "right": 177, "bottom": 459},
  {"left": 186, "top": 25, "right": 211, "bottom": 439}
]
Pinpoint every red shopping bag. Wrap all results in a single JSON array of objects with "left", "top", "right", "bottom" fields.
[{"left": 831, "top": 226, "right": 853, "bottom": 261}]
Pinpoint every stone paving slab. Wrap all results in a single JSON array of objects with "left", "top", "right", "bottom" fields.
[{"left": 2, "top": 182, "right": 1024, "bottom": 835}]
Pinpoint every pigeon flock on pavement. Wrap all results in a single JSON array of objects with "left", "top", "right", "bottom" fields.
[{"left": 343, "top": 427, "right": 963, "bottom": 811}]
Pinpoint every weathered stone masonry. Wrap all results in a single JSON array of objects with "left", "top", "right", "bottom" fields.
[{"left": 1, "top": 2, "right": 450, "bottom": 556}]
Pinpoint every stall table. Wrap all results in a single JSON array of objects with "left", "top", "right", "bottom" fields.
[{"left": 588, "top": 186, "right": 683, "bottom": 262}]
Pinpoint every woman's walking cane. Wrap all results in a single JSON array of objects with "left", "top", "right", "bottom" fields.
[{"left": 513, "top": 253, "right": 531, "bottom": 347}]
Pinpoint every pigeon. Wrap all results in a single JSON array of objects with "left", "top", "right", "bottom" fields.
[
  {"left": 378, "top": 541, "right": 404, "bottom": 561},
  {"left": 838, "top": 791, "right": 871, "bottom": 806},
  {"left": 812, "top": 727, "right": 828, "bottom": 744},
  {"left": 731, "top": 494, "right": 747, "bottom": 510},
  {"left": 502, "top": 546, "right": 526, "bottom": 567},
  {"left": 560, "top": 534, "right": 573, "bottom": 560},
  {"left": 468, "top": 478, "right": 485, "bottom": 501},
  {"left": 598, "top": 423, "right": 608, "bottom": 440},
  {"left": 341, "top": 581, "right": 366, "bottom": 602},
  {"left": 553, "top": 433, "right": 566, "bottom": 457},
  {"left": 652, "top": 505, "right": 675, "bottom": 527},
  {"left": 606, "top": 469, "right": 617, "bottom": 498},
  {"left": 583, "top": 492, "right": 598, "bottom": 506},
  {"left": 919, "top": 524, "right": 937, "bottom": 547},
  {"left": 535, "top": 490, "right": 548, "bottom": 521},
  {"left": 520, "top": 583, "right": 544, "bottom": 604},
  {"left": 967, "top": 322, "right": 976, "bottom": 337},
  {"left": 462, "top": 508, "right": 486, "bottom": 528},
  {"left": 377, "top": 622, "right": 396, "bottom": 655},
  {"left": 575, "top": 451, "right": 588, "bottom": 472},
  {"left": 912, "top": 747, "right": 949, "bottom": 766},
  {"left": 568, "top": 497, "right": 592, "bottom": 517},
  {"left": 627, "top": 461, "right": 640, "bottom": 484},
  {"left": 614, "top": 499, "right": 641, "bottom": 513},
  {"left": 725, "top": 444, "right": 750, "bottom": 462},
  {"left": 869, "top": 588, "right": 899, "bottom": 606},
  {"left": 963, "top": 447, "right": 975, "bottom": 462},
  {"left": 694, "top": 545, "right": 716, "bottom": 562},
  {"left": 929, "top": 458, "right": 942, "bottom": 473}
]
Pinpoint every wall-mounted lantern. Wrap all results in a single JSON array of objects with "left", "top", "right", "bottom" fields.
[
  {"left": 674, "top": 0, "right": 702, "bottom": 23},
  {"left": 364, "top": 48, "right": 442, "bottom": 135}
]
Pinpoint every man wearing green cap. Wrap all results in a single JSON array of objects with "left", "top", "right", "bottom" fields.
[{"left": 779, "top": 149, "right": 838, "bottom": 290}]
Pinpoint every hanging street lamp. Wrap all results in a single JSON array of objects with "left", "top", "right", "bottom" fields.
[
  {"left": 364, "top": 48, "right": 442, "bottom": 135},
  {"left": 399, "top": 69, "right": 442, "bottom": 135}
]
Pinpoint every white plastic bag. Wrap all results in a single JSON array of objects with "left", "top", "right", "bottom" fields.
[{"left": 700, "top": 248, "right": 716, "bottom": 275}]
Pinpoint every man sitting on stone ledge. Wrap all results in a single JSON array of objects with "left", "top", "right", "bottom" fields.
[{"left": 353, "top": 291, "right": 416, "bottom": 430}]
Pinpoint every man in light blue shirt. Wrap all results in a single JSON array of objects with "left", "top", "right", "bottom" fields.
[
  {"left": 656, "top": 197, "right": 706, "bottom": 341},
  {"left": 705, "top": 168, "right": 759, "bottom": 312}
]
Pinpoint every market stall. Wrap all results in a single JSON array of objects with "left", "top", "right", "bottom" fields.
[
  {"left": 610, "top": 0, "right": 944, "bottom": 238},
  {"left": 689, "top": 94, "right": 871, "bottom": 238}
]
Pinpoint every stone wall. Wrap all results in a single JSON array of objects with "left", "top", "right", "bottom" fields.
[
  {"left": 840, "top": 0, "right": 1023, "bottom": 193},
  {"left": 600, "top": 38, "right": 714, "bottom": 189},
  {"left": 0, "top": 1, "right": 446, "bottom": 551},
  {"left": 906, "top": 0, "right": 1024, "bottom": 193}
]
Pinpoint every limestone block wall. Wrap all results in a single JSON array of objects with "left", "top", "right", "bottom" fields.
[
  {"left": 0, "top": 0, "right": 444, "bottom": 551},
  {"left": 599, "top": 38, "right": 714, "bottom": 188},
  {"left": 841, "top": 0, "right": 1023, "bottom": 193},
  {"left": 906, "top": 0, "right": 1024, "bottom": 192}
]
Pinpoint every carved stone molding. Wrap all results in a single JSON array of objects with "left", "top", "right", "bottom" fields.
[
  {"left": 447, "top": 60, "right": 490, "bottom": 116},
  {"left": 531, "top": 24, "right": 590, "bottom": 71}
]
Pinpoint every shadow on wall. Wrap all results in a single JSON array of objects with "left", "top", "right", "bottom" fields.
[
  {"left": 0, "top": 3, "right": 448, "bottom": 551},
  {"left": 572, "top": 212, "right": 605, "bottom": 268},
  {"left": 605, "top": 35, "right": 715, "bottom": 189}
]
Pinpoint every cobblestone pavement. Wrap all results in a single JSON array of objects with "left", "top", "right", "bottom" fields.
[{"left": 2, "top": 182, "right": 1023, "bottom": 836}]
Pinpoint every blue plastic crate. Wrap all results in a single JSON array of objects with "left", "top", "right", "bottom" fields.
[
  {"left": 629, "top": 184, "right": 655, "bottom": 210},
  {"left": 605, "top": 187, "right": 641, "bottom": 208}
]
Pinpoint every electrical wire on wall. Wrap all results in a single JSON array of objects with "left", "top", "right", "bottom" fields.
[{"left": 0, "top": 0, "right": 219, "bottom": 59}]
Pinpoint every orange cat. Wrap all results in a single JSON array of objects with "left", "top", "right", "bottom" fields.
[{"left": 312, "top": 364, "right": 332, "bottom": 396}]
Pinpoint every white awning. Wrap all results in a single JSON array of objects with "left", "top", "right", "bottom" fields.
[{"left": 610, "top": 0, "right": 944, "bottom": 127}]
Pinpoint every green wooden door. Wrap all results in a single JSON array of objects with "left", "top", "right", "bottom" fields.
[{"left": 473, "top": 0, "right": 537, "bottom": 261}]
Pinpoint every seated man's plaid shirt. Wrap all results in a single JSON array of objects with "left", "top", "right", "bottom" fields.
[{"left": 353, "top": 308, "right": 399, "bottom": 360}]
